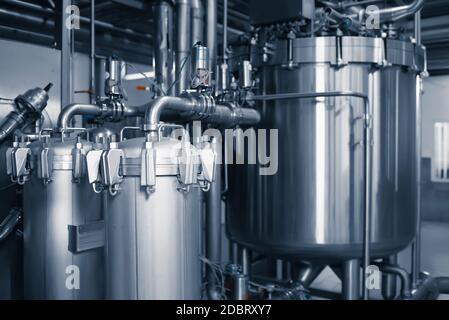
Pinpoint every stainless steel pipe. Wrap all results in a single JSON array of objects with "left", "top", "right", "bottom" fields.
[
  {"left": 144, "top": 95, "right": 261, "bottom": 136},
  {"left": 222, "top": 0, "right": 228, "bottom": 60},
  {"left": 378, "top": 263, "right": 412, "bottom": 298},
  {"left": 205, "top": 137, "right": 222, "bottom": 300},
  {"left": 90, "top": 0, "right": 95, "bottom": 103},
  {"left": 409, "top": 277, "right": 449, "bottom": 300},
  {"left": 382, "top": 255, "right": 398, "bottom": 300},
  {"left": 57, "top": 103, "right": 102, "bottom": 129},
  {"left": 191, "top": 0, "right": 204, "bottom": 44},
  {"left": 342, "top": 259, "right": 360, "bottom": 300},
  {"left": 57, "top": 102, "right": 147, "bottom": 129},
  {"left": 174, "top": 0, "right": 191, "bottom": 95},
  {"left": 153, "top": 1, "right": 174, "bottom": 96},
  {"left": 206, "top": 0, "right": 217, "bottom": 83},
  {"left": 374, "top": 0, "right": 425, "bottom": 23}
]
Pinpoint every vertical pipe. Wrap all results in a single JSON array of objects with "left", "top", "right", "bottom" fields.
[
  {"left": 206, "top": 0, "right": 217, "bottom": 86},
  {"left": 412, "top": 10, "right": 422, "bottom": 289},
  {"left": 412, "top": 74, "right": 423, "bottom": 289},
  {"left": 363, "top": 95, "right": 372, "bottom": 300},
  {"left": 343, "top": 259, "right": 360, "bottom": 300},
  {"left": 382, "top": 255, "right": 398, "bottom": 300},
  {"left": 231, "top": 242, "right": 239, "bottom": 264},
  {"left": 239, "top": 246, "right": 251, "bottom": 278},
  {"left": 61, "top": 0, "right": 73, "bottom": 109},
  {"left": 414, "top": 10, "right": 421, "bottom": 45},
  {"left": 205, "top": 137, "right": 222, "bottom": 300},
  {"left": 90, "top": 0, "right": 95, "bottom": 103},
  {"left": 174, "top": 0, "right": 191, "bottom": 95},
  {"left": 276, "top": 260, "right": 283, "bottom": 280},
  {"left": 153, "top": 1, "right": 174, "bottom": 96},
  {"left": 191, "top": 0, "right": 204, "bottom": 45},
  {"left": 222, "top": 0, "right": 228, "bottom": 60}
]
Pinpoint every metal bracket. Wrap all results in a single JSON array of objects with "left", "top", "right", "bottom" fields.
[
  {"left": 100, "top": 147, "right": 124, "bottom": 196},
  {"left": 37, "top": 144, "right": 53, "bottom": 184},
  {"left": 198, "top": 147, "right": 216, "bottom": 183},
  {"left": 68, "top": 221, "right": 105, "bottom": 253},
  {"left": 9, "top": 146, "right": 31, "bottom": 185},
  {"left": 72, "top": 139, "right": 86, "bottom": 182},
  {"left": 140, "top": 141, "right": 156, "bottom": 194},
  {"left": 179, "top": 142, "right": 199, "bottom": 186},
  {"left": 86, "top": 149, "right": 103, "bottom": 184}
]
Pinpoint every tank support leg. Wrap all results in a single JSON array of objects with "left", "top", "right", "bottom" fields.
[
  {"left": 382, "top": 255, "right": 398, "bottom": 300},
  {"left": 342, "top": 259, "right": 361, "bottom": 300},
  {"left": 238, "top": 246, "right": 251, "bottom": 278}
]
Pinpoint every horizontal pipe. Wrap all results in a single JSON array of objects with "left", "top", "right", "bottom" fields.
[
  {"left": 144, "top": 95, "right": 261, "bottom": 138},
  {"left": 57, "top": 102, "right": 147, "bottom": 129}
]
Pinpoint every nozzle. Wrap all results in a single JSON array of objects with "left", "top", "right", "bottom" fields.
[{"left": 44, "top": 83, "right": 54, "bottom": 92}]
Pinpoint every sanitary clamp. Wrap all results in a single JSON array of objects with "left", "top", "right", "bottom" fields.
[{"left": 6, "top": 138, "right": 31, "bottom": 185}]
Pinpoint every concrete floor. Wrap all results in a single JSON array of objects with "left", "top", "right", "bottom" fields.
[{"left": 311, "top": 221, "right": 449, "bottom": 300}]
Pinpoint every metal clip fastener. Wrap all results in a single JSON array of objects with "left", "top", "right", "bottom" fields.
[
  {"left": 72, "top": 138, "right": 85, "bottom": 183},
  {"left": 178, "top": 142, "right": 199, "bottom": 186},
  {"left": 140, "top": 141, "right": 156, "bottom": 195},
  {"left": 38, "top": 146, "right": 53, "bottom": 184},
  {"left": 100, "top": 146, "right": 124, "bottom": 196},
  {"left": 86, "top": 150, "right": 103, "bottom": 185},
  {"left": 198, "top": 147, "right": 216, "bottom": 183},
  {"left": 12, "top": 148, "right": 31, "bottom": 185}
]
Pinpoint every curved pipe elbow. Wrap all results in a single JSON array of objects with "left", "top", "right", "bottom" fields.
[
  {"left": 57, "top": 103, "right": 102, "bottom": 129},
  {"left": 376, "top": 0, "right": 424, "bottom": 23},
  {"left": 144, "top": 96, "right": 193, "bottom": 132}
]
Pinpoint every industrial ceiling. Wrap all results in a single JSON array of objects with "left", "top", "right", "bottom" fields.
[{"left": 0, "top": 0, "right": 447, "bottom": 74}]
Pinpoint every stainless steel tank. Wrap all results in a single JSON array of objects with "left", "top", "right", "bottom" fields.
[
  {"left": 227, "top": 36, "right": 425, "bottom": 260},
  {"left": 22, "top": 137, "right": 103, "bottom": 299},
  {"left": 101, "top": 136, "right": 212, "bottom": 299}
]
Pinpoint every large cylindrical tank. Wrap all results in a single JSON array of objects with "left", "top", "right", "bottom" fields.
[
  {"left": 227, "top": 36, "right": 425, "bottom": 261},
  {"left": 104, "top": 137, "right": 202, "bottom": 299},
  {"left": 23, "top": 137, "right": 103, "bottom": 299}
]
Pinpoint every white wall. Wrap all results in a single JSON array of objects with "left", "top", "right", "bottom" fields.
[
  {"left": 422, "top": 75, "right": 449, "bottom": 158},
  {"left": 0, "top": 38, "right": 152, "bottom": 128}
]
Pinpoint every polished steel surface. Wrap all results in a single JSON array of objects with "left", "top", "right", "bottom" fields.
[
  {"left": 227, "top": 37, "right": 420, "bottom": 260},
  {"left": 104, "top": 138, "right": 202, "bottom": 299},
  {"left": 23, "top": 139, "right": 103, "bottom": 299}
]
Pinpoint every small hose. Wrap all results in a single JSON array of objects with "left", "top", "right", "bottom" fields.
[{"left": 0, "top": 208, "right": 22, "bottom": 242}]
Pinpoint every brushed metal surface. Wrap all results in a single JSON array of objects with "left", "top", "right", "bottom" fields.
[
  {"left": 104, "top": 137, "right": 202, "bottom": 299},
  {"left": 23, "top": 140, "right": 103, "bottom": 300},
  {"left": 227, "top": 41, "right": 419, "bottom": 260},
  {"left": 105, "top": 177, "right": 202, "bottom": 299}
]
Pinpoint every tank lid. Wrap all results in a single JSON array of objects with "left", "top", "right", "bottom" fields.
[
  {"left": 118, "top": 137, "right": 197, "bottom": 177},
  {"left": 252, "top": 36, "right": 426, "bottom": 72},
  {"left": 23, "top": 137, "right": 93, "bottom": 184}
]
